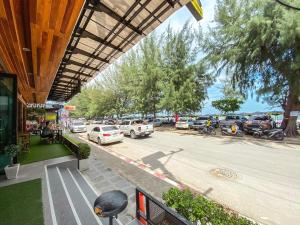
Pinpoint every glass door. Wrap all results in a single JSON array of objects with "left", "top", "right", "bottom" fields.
[{"left": 0, "top": 73, "right": 17, "bottom": 151}]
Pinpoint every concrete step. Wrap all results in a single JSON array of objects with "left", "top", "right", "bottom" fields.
[{"left": 46, "top": 166, "right": 123, "bottom": 225}]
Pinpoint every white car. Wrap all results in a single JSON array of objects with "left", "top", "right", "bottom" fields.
[
  {"left": 175, "top": 119, "right": 193, "bottom": 129},
  {"left": 119, "top": 120, "right": 154, "bottom": 138},
  {"left": 87, "top": 125, "right": 123, "bottom": 145},
  {"left": 69, "top": 121, "right": 87, "bottom": 133}
]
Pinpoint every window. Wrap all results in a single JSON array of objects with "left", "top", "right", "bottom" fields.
[
  {"left": 121, "top": 121, "right": 129, "bottom": 125},
  {"left": 102, "top": 126, "right": 118, "bottom": 131},
  {"left": 93, "top": 127, "right": 100, "bottom": 132}
]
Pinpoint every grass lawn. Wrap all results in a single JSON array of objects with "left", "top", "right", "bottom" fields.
[
  {"left": 0, "top": 179, "right": 43, "bottom": 225},
  {"left": 19, "top": 135, "right": 71, "bottom": 165}
]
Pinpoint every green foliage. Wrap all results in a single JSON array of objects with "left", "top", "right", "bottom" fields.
[
  {"left": 163, "top": 188, "right": 258, "bottom": 225},
  {"left": 68, "top": 24, "right": 212, "bottom": 118},
  {"left": 4, "top": 144, "right": 19, "bottom": 165},
  {"left": 212, "top": 98, "right": 244, "bottom": 114},
  {"left": 203, "top": 0, "right": 300, "bottom": 134},
  {"left": 160, "top": 23, "right": 213, "bottom": 114},
  {"left": 77, "top": 143, "right": 90, "bottom": 160}
]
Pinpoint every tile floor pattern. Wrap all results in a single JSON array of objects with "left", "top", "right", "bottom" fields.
[{"left": 82, "top": 155, "right": 136, "bottom": 225}]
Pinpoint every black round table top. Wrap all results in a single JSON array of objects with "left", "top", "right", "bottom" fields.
[{"left": 94, "top": 190, "right": 128, "bottom": 218}]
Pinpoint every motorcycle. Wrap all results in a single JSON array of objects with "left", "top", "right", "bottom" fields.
[
  {"left": 221, "top": 127, "right": 243, "bottom": 137},
  {"left": 199, "top": 126, "right": 216, "bottom": 135},
  {"left": 252, "top": 127, "right": 285, "bottom": 141}
]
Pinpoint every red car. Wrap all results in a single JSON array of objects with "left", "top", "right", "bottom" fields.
[{"left": 243, "top": 115, "right": 274, "bottom": 134}]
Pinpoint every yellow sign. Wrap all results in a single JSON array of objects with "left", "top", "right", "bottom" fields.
[
  {"left": 186, "top": 0, "right": 203, "bottom": 21},
  {"left": 45, "top": 113, "right": 57, "bottom": 121}
]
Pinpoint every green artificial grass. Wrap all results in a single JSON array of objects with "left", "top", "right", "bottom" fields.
[
  {"left": 19, "top": 135, "right": 71, "bottom": 165},
  {"left": 0, "top": 179, "right": 44, "bottom": 225}
]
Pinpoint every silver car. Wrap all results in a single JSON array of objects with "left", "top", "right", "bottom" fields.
[{"left": 69, "top": 121, "right": 87, "bottom": 133}]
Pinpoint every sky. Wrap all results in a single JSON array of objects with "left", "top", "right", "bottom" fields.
[
  {"left": 90, "top": 1, "right": 282, "bottom": 115},
  {"left": 152, "top": 1, "right": 282, "bottom": 114}
]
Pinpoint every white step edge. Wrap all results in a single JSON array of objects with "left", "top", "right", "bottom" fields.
[
  {"left": 45, "top": 166, "right": 58, "bottom": 225},
  {"left": 75, "top": 169, "right": 124, "bottom": 225},
  {"left": 56, "top": 167, "right": 82, "bottom": 225},
  {"left": 67, "top": 168, "right": 103, "bottom": 225}
]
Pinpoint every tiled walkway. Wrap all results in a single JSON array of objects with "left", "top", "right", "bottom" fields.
[{"left": 81, "top": 156, "right": 136, "bottom": 225}]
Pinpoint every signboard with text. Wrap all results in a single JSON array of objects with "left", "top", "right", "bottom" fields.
[{"left": 64, "top": 105, "right": 76, "bottom": 111}]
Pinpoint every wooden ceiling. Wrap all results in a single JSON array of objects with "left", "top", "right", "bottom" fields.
[
  {"left": 0, "top": 0, "right": 201, "bottom": 103},
  {"left": 0, "top": 0, "right": 84, "bottom": 103}
]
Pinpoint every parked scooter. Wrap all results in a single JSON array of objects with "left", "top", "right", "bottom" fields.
[
  {"left": 199, "top": 126, "right": 216, "bottom": 135},
  {"left": 221, "top": 127, "right": 243, "bottom": 137},
  {"left": 252, "top": 127, "right": 285, "bottom": 141}
]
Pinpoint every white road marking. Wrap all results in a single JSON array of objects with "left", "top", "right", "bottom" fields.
[
  {"left": 67, "top": 168, "right": 103, "bottom": 225},
  {"left": 45, "top": 166, "right": 58, "bottom": 225},
  {"left": 56, "top": 167, "right": 82, "bottom": 225}
]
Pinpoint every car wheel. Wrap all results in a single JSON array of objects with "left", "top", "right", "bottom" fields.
[
  {"left": 97, "top": 137, "right": 102, "bottom": 145},
  {"left": 237, "top": 131, "right": 243, "bottom": 137},
  {"left": 274, "top": 133, "right": 284, "bottom": 141},
  {"left": 253, "top": 132, "right": 260, "bottom": 138},
  {"left": 130, "top": 130, "right": 137, "bottom": 139}
]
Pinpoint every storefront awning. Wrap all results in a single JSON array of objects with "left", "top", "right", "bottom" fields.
[{"left": 48, "top": 0, "right": 190, "bottom": 101}]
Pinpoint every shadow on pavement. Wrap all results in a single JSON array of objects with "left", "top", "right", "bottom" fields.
[{"left": 141, "top": 149, "right": 184, "bottom": 184}]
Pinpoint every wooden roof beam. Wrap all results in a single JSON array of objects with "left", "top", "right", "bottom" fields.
[
  {"left": 64, "top": 59, "right": 98, "bottom": 71},
  {"left": 79, "top": 29, "right": 123, "bottom": 52},
  {"left": 86, "top": 2, "right": 144, "bottom": 35},
  {"left": 60, "top": 68, "right": 93, "bottom": 77},
  {"left": 72, "top": 48, "right": 109, "bottom": 64}
]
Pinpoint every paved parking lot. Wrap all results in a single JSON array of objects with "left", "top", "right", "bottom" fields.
[{"left": 76, "top": 125, "right": 300, "bottom": 225}]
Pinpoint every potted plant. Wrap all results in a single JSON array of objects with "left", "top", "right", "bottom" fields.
[
  {"left": 4, "top": 144, "right": 20, "bottom": 179},
  {"left": 78, "top": 143, "right": 90, "bottom": 171}
]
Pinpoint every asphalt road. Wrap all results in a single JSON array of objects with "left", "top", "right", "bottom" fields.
[{"left": 79, "top": 125, "right": 300, "bottom": 225}]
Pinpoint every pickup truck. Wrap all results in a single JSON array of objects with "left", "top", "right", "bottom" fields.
[
  {"left": 219, "top": 115, "right": 247, "bottom": 130},
  {"left": 119, "top": 120, "right": 154, "bottom": 138}
]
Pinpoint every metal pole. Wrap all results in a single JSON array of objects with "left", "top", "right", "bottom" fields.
[{"left": 109, "top": 216, "right": 113, "bottom": 225}]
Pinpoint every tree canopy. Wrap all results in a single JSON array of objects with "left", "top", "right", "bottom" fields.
[
  {"left": 202, "top": 0, "right": 300, "bottom": 136},
  {"left": 212, "top": 98, "right": 244, "bottom": 114},
  {"left": 69, "top": 24, "right": 213, "bottom": 118}
]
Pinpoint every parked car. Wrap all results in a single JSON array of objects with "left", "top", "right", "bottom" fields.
[
  {"left": 243, "top": 115, "right": 274, "bottom": 134},
  {"left": 219, "top": 115, "right": 246, "bottom": 130},
  {"left": 153, "top": 118, "right": 162, "bottom": 127},
  {"left": 119, "top": 120, "right": 154, "bottom": 138},
  {"left": 175, "top": 119, "right": 193, "bottom": 129},
  {"left": 78, "top": 118, "right": 89, "bottom": 125},
  {"left": 104, "top": 119, "right": 116, "bottom": 125},
  {"left": 92, "top": 118, "right": 103, "bottom": 124},
  {"left": 87, "top": 125, "right": 123, "bottom": 145},
  {"left": 69, "top": 121, "right": 87, "bottom": 133},
  {"left": 191, "top": 116, "right": 218, "bottom": 130}
]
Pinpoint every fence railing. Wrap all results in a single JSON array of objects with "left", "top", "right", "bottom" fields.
[{"left": 136, "top": 187, "right": 193, "bottom": 225}]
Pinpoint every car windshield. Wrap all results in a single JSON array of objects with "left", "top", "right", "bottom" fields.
[
  {"left": 226, "top": 116, "right": 236, "bottom": 120},
  {"left": 179, "top": 119, "right": 187, "bottom": 122},
  {"left": 197, "top": 117, "right": 208, "bottom": 120},
  {"left": 133, "top": 120, "right": 147, "bottom": 124},
  {"left": 251, "top": 116, "right": 267, "bottom": 120},
  {"left": 73, "top": 122, "right": 84, "bottom": 126},
  {"left": 102, "top": 126, "right": 118, "bottom": 131}
]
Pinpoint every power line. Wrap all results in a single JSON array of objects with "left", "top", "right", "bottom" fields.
[{"left": 274, "top": 0, "right": 300, "bottom": 10}]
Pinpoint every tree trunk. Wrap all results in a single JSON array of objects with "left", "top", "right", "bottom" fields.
[{"left": 283, "top": 91, "right": 300, "bottom": 137}]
